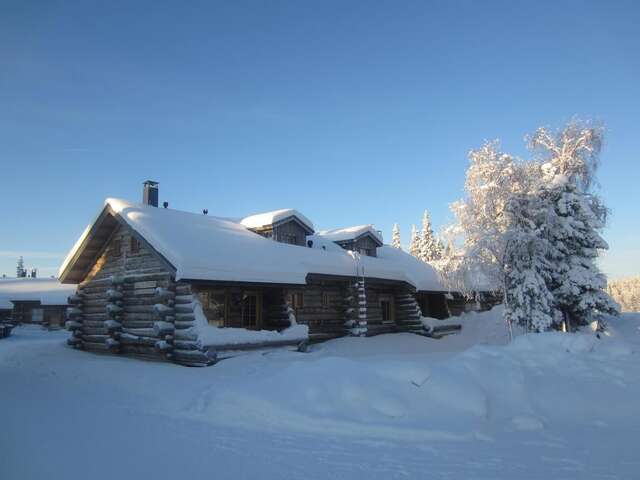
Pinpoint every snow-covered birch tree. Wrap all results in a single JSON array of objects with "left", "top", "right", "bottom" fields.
[
  {"left": 445, "top": 120, "right": 617, "bottom": 332},
  {"left": 444, "top": 141, "right": 534, "bottom": 294}
]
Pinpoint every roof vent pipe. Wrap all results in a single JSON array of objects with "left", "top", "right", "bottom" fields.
[{"left": 143, "top": 180, "right": 159, "bottom": 207}]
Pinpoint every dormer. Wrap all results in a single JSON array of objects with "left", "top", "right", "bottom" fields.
[
  {"left": 240, "top": 209, "right": 315, "bottom": 247},
  {"left": 309, "top": 225, "right": 383, "bottom": 257}
]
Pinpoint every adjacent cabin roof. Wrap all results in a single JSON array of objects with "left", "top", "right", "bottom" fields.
[
  {"left": 0, "top": 278, "right": 75, "bottom": 308},
  {"left": 311, "top": 225, "right": 383, "bottom": 246},
  {"left": 59, "top": 199, "right": 444, "bottom": 292},
  {"left": 240, "top": 209, "right": 314, "bottom": 234}
]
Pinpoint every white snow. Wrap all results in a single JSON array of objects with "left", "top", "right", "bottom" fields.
[
  {"left": 310, "top": 224, "right": 383, "bottom": 244},
  {"left": 195, "top": 324, "right": 309, "bottom": 349},
  {"left": 240, "top": 208, "right": 315, "bottom": 232},
  {"left": 191, "top": 296, "right": 309, "bottom": 348},
  {"left": 0, "top": 278, "right": 74, "bottom": 308},
  {"left": 60, "top": 199, "right": 443, "bottom": 291},
  {"left": 1, "top": 312, "right": 639, "bottom": 479}
]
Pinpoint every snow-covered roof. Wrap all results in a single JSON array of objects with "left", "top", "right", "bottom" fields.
[
  {"left": 0, "top": 278, "right": 74, "bottom": 308},
  {"left": 60, "top": 199, "right": 444, "bottom": 292},
  {"left": 311, "top": 225, "right": 383, "bottom": 245},
  {"left": 240, "top": 209, "right": 314, "bottom": 233}
]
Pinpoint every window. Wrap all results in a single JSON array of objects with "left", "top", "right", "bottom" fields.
[
  {"left": 380, "top": 295, "right": 395, "bottom": 323},
  {"left": 242, "top": 292, "right": 260, "bottom": 328},
  {"left": 130, "top": 236, "right": 140, "bottom": 254},
  {"left": 321, "top": 291, "right": 329, "bottom": 308},
  {"left": 359, "top": 248, "right": 372, "bottom": 256},
  {"left": 284, "top": 234, "right": 298, "bottom": 245},
  {"left": 31, "top": 308, "right": 44, "bottom": 324},
  {"left": 199, "top": 290, "right": 227, "bottom": 327},
  {"left": 112, "top": 239, "right": 122, "bottom": 257},
  {"left": 291, "top": 292, "right": 304, "bottom": 310}
]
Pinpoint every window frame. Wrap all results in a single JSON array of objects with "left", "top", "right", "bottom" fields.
[
  {"left": 112, "top": 239, "right": 122, "bottom": 257},
  {"left": 290, "top": 291, "right": 304, "bottom": 310},
  {"left": 379, "top": 294, "right": 395, "bottom": 323},
  {"left": 241, "top": 291, "right": 262, "bottom": 329},
  {"left": 130, "top": 236, "right": 140, "bottom": 254},
  {"left": 321, "top": 291, "right": 329, "bottom": 309}
]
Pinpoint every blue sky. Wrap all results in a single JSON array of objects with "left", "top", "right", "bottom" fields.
[{"left": 0, "top": 0, "right": 638, "bottom": 279}]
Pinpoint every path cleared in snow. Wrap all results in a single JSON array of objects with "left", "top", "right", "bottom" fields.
[{"left": 2, "top": 309, "right": 640, "bottom": 480}]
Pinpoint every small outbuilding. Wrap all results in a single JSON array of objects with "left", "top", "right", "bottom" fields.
[{"left": 0, "top": 278, "right": 74, "bottom": 328}]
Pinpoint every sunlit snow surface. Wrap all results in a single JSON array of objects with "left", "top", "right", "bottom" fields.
[{"left": 2, "top": 308, "right": 639, "bottom": 479}]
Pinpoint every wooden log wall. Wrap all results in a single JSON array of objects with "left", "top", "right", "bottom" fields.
[
  {"left": 393, "top": 289, "right": 425, "bottom": 334},
  {"left": 342, "top": 282, "right": 360, "bottom": 337},
  {"left": 288, "top": 283, "right": 350, "bottom": 339},
  {"left": 66, "top": 224, "right": 215, "bottom": 366}
]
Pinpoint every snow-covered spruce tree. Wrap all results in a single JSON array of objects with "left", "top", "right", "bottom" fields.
[
  {"left": 418, "top": 210, "right": 443, "bottom": 262},
  {"left": 503, "top": 193, "right": 557, "bottom": 332},
  {"left": 391, "top": 223, "right": 402, "bottom": 249},
  {"left": 530, "top": 122, "right": 618, "bottom": 328},
  {"left": 16, "top": 256, "right": 26, "bottom": 278},
  {"left": 409, "top": 225, "right": 420, "bottom": 258}
]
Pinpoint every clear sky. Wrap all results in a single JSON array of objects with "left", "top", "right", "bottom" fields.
[{"left": 1, "top": 0, "right": 638, "bottom": 279}]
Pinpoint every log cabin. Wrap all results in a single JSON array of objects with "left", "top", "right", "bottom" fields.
[
  {"left": 0, "top": 278, "right": 74, "bottom": 328},
  {"left": 58, "top": 181, "right": 470, "bottom": 366}
]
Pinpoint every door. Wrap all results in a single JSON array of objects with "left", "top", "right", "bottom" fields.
[
  {"left": 241, "top": 292, "right": 262, "bottom": 329},
  {"left": 46, "top": 310, "right": 63, "bottom": 328}
]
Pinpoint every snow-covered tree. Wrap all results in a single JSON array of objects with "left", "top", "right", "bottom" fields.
[
  {"left": 16, "top": 256, "right": 26, "bottom": 278},
  {"left": 607, "top": 277, "right": 640, "bottom": 312},
  {"left": 530, "top": 123, "right": 618, "bottom": 327},
  {"left": 409, "top": 225, "right": 419, "bottom": 258},
  {"left": 444, "top": 141, "right": 534, "bottom": 294},
  {"left": 391, "top": 223, "right": 402, "bottom": 249},
  {"left": 418, "top": 210, "right": 443, "bottom": 262},
  {"left": 503, "top": 193, "right": 557, "bottom": 332},
  {"left": 446, "top": 121, "right": 617, "bottom": 332}
]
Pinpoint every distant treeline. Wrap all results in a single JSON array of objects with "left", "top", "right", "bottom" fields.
[{"left": 607, "top": 277, "right": 640, "bottom": 312}]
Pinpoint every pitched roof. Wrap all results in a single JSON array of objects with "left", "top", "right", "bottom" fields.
[
  {"left": 59, "top": 198, "right": 444, "bottom": 291},
  {"left": 0, "top": 278, "right": 74, "bottom": 308},
  {"left": 240, "top": 209, "right": 314, "bottom": 233},
  {"left": 311, "top": 225, "right": 383, "bottom": 246}
]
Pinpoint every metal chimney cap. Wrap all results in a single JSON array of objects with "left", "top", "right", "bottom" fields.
[{"left": 143, "top": 180, "right": 159, "bottom": 186}]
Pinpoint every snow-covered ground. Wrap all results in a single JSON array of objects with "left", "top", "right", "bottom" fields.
[{"left": 2, "top": 308, "right": 640, "bottom": 479}]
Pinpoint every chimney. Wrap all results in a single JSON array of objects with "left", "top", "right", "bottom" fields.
[{"left": 143, "top": 180, "right": 159, "bottom": 207}]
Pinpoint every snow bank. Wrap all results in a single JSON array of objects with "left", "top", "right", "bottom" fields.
[
  {"left": 195, "top": 325, "right": 309, "bottom": 349},
  {"left": 3, "top": 313, "right": 640, "bottom": 479},
  {"left": 191, "top": 313, "right": 640, "bottom": 441},
  {"left": 190, "top": 295, "right": 308, "bottom": 348},
  {"left": 420, "top": 305, "right": 511, "bottom": 350},
  {"left": 0, "top": 278, "right": 74, "bottom": 307}
]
